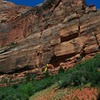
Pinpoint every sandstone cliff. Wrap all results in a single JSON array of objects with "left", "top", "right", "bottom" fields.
[{"left": 0, "top": 0, "right": 100, "bottom": 73}]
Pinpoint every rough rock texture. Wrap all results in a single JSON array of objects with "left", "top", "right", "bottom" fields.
[{"left": 0, "top": 0, "right": 100, "bottom": 73}]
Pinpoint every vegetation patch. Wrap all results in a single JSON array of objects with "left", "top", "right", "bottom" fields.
[{"left": 0, "top": 54, "right": 99, "bottom": 100}]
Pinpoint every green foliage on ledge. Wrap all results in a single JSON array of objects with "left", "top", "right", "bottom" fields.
[
  {"left": 0, "top": 54, "right": 100, "bottom": 100},
  {"left": 58, "top": 54, "right": 100, "bottom": 88}
]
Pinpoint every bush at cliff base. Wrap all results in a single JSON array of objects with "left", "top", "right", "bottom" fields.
[{"left": 0, "top": 54, "right": 100, "bottom": 100}]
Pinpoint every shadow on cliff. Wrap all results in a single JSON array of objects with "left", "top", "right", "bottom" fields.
[
  {"left": 49, "top": 53, "right": 76, "bottom": 67},
  {"left": 0, "top": 65, "right": 34, "bottom": 75}
]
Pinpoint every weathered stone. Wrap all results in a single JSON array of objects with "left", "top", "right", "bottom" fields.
[
  {"left": 63, "top": 13, "right": 79, "bottom": 22},
  {"left": 54, "top": 41, "right": 76, "bottom": 56},
  {"left": 0, "top": 0, "right": 99, "bottom": 73},
  {"left": 85, "top": 5, "right": 97, "bottom": 13}
]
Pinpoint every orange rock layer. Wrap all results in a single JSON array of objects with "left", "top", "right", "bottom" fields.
[{"left": 0, "top": 0, "right": 100, "bottom": 73}]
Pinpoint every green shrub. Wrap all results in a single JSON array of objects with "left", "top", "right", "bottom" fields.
[
  {"left": 58, "top": 54, "right": 100, "bottom": 88},
  {"left": 0, "top": 54, "right": 99, "bottom": 100},
  {"left": 19, "top": 82, "right": 33, "bottom": 96},
  {"left": 58, "top": 67, "right": 65, "bottom": 74},
  {"left": 25, "top": 74, "right": 35, "bottom": 82},
  {"left": 44, "top": 69, "right": 49, "bottom": 77},
  {"left": 0, "top": 87, "right": 25, "bottom": 100}
]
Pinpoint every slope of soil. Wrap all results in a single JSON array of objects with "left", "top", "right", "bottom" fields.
[{"left": 30, "top": 85, "right": 99, "bottom": 100}]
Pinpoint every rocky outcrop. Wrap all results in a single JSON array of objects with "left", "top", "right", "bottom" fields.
[{"left": 0, "top": 0, "right": 100, "bottom": 73}]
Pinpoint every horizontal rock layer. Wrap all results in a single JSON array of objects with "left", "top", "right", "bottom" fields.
[{"left": 0, "top": 0, "right": 100, "bottom": 73}]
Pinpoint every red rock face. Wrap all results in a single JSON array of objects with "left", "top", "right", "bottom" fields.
[
  {"left": 0, "top": 0, "right": 100, "bottom": 73},
  {"left": 0, "top": 0, "right": 31, "bottom": 46}
]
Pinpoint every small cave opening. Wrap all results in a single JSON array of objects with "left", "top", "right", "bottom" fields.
[{"left": 49, "top": 53, "right": 76, "bottom": 67}]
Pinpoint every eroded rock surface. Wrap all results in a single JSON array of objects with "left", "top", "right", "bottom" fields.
[{"left": 0, "top": 0, "right": 100, "bottom": 73}]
